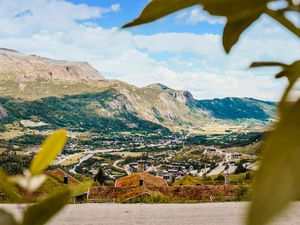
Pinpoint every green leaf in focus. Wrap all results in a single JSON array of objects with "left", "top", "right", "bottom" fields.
[
  {"left": 247, "top": 99, "right": 300, "bottom": 225},
  {"left": 22, "top": 189, "right": 71, "bottom": 225},
  {"left": 123, "top": 0, "right": 200, "bottom": 28},
  {"left": 30, "top": 129, "right": 67, "bottom": 175}
]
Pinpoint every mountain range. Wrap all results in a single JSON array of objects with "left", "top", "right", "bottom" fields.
[{"left": 0, "top": 48, "right": 276, "bottom": 133}]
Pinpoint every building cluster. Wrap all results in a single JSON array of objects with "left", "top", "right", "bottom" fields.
[
  {"left": 128, "top": 160, "right": 196, "bottom": 183},
  {"left": 125, "top": 146, "right": 254, "bottom": 183},
  {"left": 42, "top": 168, "right": 238, "bottom": 203}
]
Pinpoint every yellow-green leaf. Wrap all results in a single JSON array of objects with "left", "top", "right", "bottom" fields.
[
  {"left": 123, "top": 0, "right": 200, "bottom": 28},
  {"left": 247, "top": 99, "right": 300, "bottom": 225},
  {"left": 30, "top": 129, "right": 67, "bottom": 175},
  {"left": 9, "top": 173, "right": 47, "bottom": 192},
  {"left": 23, "top": 189, "right": 71, "bottom": 225},
  {"left": 0, "top": 170, "right": 22, "bottom": 201},
  {"left": 71, "top": 181, "right": 92, "bottom": 197},
  {"left": 0, "top": 209, "right": 18, "bottom": 225}
]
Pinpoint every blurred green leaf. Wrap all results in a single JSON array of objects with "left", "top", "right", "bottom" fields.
[
  {"left": 266, "top": 9, "right": 300, "bottom": 38},
  {"left": 0, "top": 170, "right": 22, "bottom": 201},
  {"left": 123, "top": 0, "right": 199, "bottom": 28},
  {"left": 252, "top": 60, "right": 300, "bottom": 80},
  {"left": 272, "top": 60, "right": 300, "bottom": 80},
  {"left": 198, "top": 0, "right": 269, "bottom": 53},
  {"left": 0, "top": 209, "right": 18, "bottom": 225},
  {"left": 247, "top": 99, "right": 300, "bottom": 225},
  {"left": 10, "top": 173, "right": 47, "bottom": 192},
  {"left": 250, "top": 60, "right": 300, "bottom": 87},
  {"left": 250, "top": 62, "right": 287, "bottom": 68},
  {"left": 223, "top": 15, "right": 260, "bottom": 53},
  {"left": 22, "top": 189, "right": 71, "bottom": 225},
  {"left": 30, "top": 129, "right": 67, "bottom": 175},
  {"left": 71, "top": 181, "right": 92, "bottom": 197},
  {"left": 251, "top": 60, "right": 300, "bottom": 112},
  {"left": 124, "top": 0, "right": 269, "bottom": 52}
]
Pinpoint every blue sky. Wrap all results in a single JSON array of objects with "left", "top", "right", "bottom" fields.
[
  {"left": 0, "top": 0, "right": 299, "bottom": 100},
  {"left": 69, "top": 0, "right": 223, "bottom": 35}
]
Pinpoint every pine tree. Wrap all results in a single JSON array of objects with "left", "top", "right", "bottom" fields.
[{"left": 94, "top": 167, "right": 106, "bottom": 186}]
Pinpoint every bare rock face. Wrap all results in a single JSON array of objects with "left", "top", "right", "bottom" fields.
[
  {"left": 105, "top": 95, "right": 135, "bottom": 113},
  {"left": 0, "top": 48, "right": 105, "bottom": 82},
  {"left": 147, "top": 83, "right": 170, "bottom": 90},
  {"left": 0, "top": 106, "right": 8, "bottom": 118},
  {"left": 183, "top": 91, "right": 194, "bottom": 101}
]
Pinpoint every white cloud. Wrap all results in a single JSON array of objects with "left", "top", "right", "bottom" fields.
[
  {"left": 110, "top": 4, "right": 121, "bottom": 13},
  {"left": 0, "top": 0, "right": 298, "bottom": 101},
  {"left": 0, "top": 0, "right": 119, "bottom": 37},
  {"left": 176, "top": 7, "right": 225, "bottom": 25}
]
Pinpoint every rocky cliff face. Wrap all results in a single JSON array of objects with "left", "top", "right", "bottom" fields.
[
  {"left": 0, "top": 106, "right": 7, "bottom": 118},
  {"left": 0, "top": 48, "right": 104, "bottom": 82},
  {"left": 0, "top": 49, "right": 276, "bottom": 132}
]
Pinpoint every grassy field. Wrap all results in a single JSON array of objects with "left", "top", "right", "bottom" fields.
[
  {"left": 60, "top": 153, "right": 85, "bottom": 166},
  {"left": 112, "top": 151, "right": 144, "bottom": 157},
  {"left": 173, "top": 172, "right": 255, "bottom": 186}
]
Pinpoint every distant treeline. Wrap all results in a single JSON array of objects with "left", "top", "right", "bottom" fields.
[
  {"left": 185, "top": 132, "right": 264, "bottom": 148},
  {"left": 0, "top": 152, "right": 32, "bottom": 175},
  {"left": 0, "top": 134, "right": 45, "bottom": 151}
]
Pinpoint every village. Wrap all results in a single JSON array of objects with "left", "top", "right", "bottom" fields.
[
  {"left": 55, "top": 139, "right": 257, "bottom": 186},
  {"left": 37, "top": 141, "right": 257, "bottom": 204},
  {"left": 0, "top": 127, "right": 259, "bottom": 204},
  {"left": 118, "top": 146, "right": 256, "bottom": 183}
]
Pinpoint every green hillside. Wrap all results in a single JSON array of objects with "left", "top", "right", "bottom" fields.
[
  {"left": 0, "top": 92, "right": 168, "bottom": 133},
  {"left": 0, "top": 83, "right": 276, "bottom": 134},
  {"left": 0, "top": 50, "right": 276, "bottom": 133},
  {"left": 196, "top": 97, "right": 276, "bottom": 120}
]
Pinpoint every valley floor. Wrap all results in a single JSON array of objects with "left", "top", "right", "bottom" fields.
[{"left": 1, "top": 202, "right": 300, "bottom": 225}]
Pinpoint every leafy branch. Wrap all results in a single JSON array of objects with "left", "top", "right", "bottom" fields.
[
  {"left": 123, "top": 0, "right": 300, "bottom": 224},
  {"left": 0, "top": 129, "right": 91, "bottom": 225}
]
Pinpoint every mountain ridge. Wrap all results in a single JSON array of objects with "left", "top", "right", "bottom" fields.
[
  {"left": 0, "top": 48, "right": 105, "bottom": 82},
  {"left": 0, "top": 49, "right": 276, "bottom": 132}
]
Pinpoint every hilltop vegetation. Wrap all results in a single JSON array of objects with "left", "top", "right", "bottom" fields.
[
  {"left": 0, "top": 49, "right": 276, "bottom": 134},
  {"left": 0, "top": 152, "right": 32, "bottom": 175},
  {"left": 197, "top": 98, "right": 276, "bottom": 120}
]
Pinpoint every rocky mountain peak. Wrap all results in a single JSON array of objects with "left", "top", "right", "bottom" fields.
[
  {"left": 146, "top": 83, "right": 170, "bottom": 90},
  {"left": 0, "top": 48, "right": 105, "bottom": 82},
  {"left": 183, "top": 91, "right": 194, "bottom": 101}
]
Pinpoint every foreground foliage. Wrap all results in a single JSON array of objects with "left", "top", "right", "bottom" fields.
[
  {"left": 124, "top": 0, "right": 300, "bottom": 224},
  {"left": 0, "top": 130, "right": 91, "bottom": 225}
]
